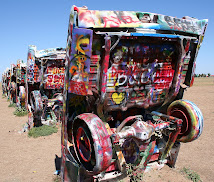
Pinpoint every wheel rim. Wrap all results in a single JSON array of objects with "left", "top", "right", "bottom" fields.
[
  {"left": 76, "top": 127, "right": 92, "bottom": 162},
  {"left": 170, "top": 108, "right": 189, "bottom": 135}
]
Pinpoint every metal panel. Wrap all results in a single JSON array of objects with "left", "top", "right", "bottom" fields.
[
  {"left": 68, "top": 28, "right": 93, "bottom": 95},
  {"left": 76, "top": 8, "right": 208, "bottom": 35},
  {"left": 104, "top": 37, "right": 177, "bottom": 111}
]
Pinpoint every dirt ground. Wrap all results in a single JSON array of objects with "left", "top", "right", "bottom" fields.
[{"left": 0, "top": 77, "right": 213, "bottom": 182}]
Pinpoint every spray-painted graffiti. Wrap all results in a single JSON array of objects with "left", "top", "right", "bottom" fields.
[
  {"left": 105, "top": 40, "right": 175, "bottom": 108},
  {"left": 37, "top": 48, "right": 59, "bottom": 57},
  {"left": 68, "top": 28, "right": 93, "bottom": 95},
  {"left": 163, "top": 16, "right": 202, "bottom": 33},
  {"left": 60, "top": 5, "right": 208, "bottom": 182},
  {"left": 45, "top": 67, "right": 65, "bottom": 89},
  {"left": 27, "top": 57, "right": 40, "bottom": 83},
  {"left": 27, "top": 46, "right": 36, "bottom": 83},
  {"left": 19, "top": 86, "right": 26, "bottom": 107},
  {"left": 78, "top": 10, "right": 141, "bottom": 28},
  {"left": 102, "top": 15, "right": 140, "bottom": 28},
  {"left": 100, "top": 36, "right": 111, "bottom": 98},
  {"left": 74, "top": 113, "right": 112, "bottom": 173},
  {"left": 88, "top": 55, "right": 100, "bottom": 87},
  {"left": 17, "top": 67, "right": 26, "bottom": 83},
  {"left": 77, "top": 8, "right": 208, "bottom": 35},
  {"left": 16, "top": 60, "right": 26, "bottom": 84}
]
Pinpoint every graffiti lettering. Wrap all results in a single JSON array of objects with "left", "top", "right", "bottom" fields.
[
  {"left": 105, "top": 41, "right": 176, "bottom": 108},
  {"left": 108, "top": 63, "right": 156, "bottom": 88},
  {"left": 68, "top": 29, "right": 92, "bottom": 96},
  {"left": 47, "top": 67, "right": 65, "bottom": 74},
  {"left": 164, "top": 16, "right": 201, "bottom": 33},
  {"left": 103, "top": 15, "right": 140, "bottom": 28},
  {"left": 45, "top": 66, "right": 65, "bottom": 89}
]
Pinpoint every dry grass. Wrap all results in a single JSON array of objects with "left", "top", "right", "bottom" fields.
[{"left": 193, "top": 77, "right": 214, "bottom": 86}]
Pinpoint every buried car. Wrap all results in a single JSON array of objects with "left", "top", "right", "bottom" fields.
[
  {"left": 60, "top": 5, "right": 208, "bottom": 181},
  {"left": 26, "top": 45, "right": 66, "bottom": 128},
  {"left": 15, "top": 59, "right": 27, "bottom": 108}
]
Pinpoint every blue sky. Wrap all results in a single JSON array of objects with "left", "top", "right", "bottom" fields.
[{"left": 0, "top": 0, "right": 213, "bottom": 78}]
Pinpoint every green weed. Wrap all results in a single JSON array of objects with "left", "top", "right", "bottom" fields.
[
  {"left": 181, "top": 167, "right": 202, "bottom": 182},
  {"left": 53, "top": 175, "right": 61, "bottom": 182},
  {"left": 8, "top": 103, "right": 16, "bottom": 107},
  {"left": 13, "top": 107, "right": 28, "bottom": 116},
  {"left": 28, "top": 125, "right": 58, "bottom": 138},
  {"left": 127, "top": 163, "right": 143, "bottom": 182}
]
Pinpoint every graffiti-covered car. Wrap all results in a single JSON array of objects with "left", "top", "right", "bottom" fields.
[
  {"left": 2, "top": 69, "right": 9, "bottom": 96},
  {"left": 26, "top": 45, "right": 66, "bottom": 128},
  {"left": 5, "top": 68, "right": 11, "bottom": 98},
  {"left": 61, "top": 6, "right": 208, "bottom": 181},
  {"left": 15, "top": 59, "right": 27, "bottom": 108},
  {"left": 9, "top": 63, "right": 17, "bottom": 104}
]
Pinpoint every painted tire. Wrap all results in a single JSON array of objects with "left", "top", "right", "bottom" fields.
[
  {"left": 10, "top": 82, "right": 16, "bottom": 103},
  {"left": 167, "top": 100, "right": 203, "bottom": 143},
  {"left": 52, "top": 105, "right": 63, "bottom": 122},
  {"left": 52, "top": 93, "right": 63, "bottom": 122},
  {"left": 30, "top": 90, "right": 43, "bottom": 113},
  {"left": 30, "top": 90, "right": 43, "bottom": 126},
  {"left": 72, "top": 113, "right": 112, "bottom": 174},
  {"left": 19, "top": 86, "right": 26, "bottom": 107},
  {"left": 19, "top": 86, "right": 25, "bottom": 100}
]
